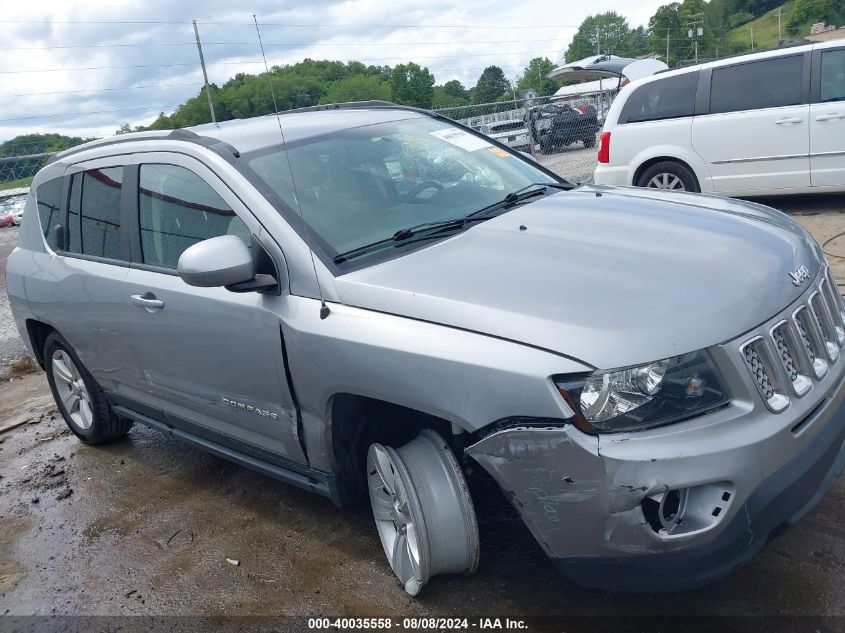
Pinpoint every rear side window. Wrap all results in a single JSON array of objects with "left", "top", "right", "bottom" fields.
[
  {"left": 138, "top": 164, "right": 248, "bottom": 269},
  {"left": 66, "top": 167, "right": 124, "bottom": 259},
  {"left": 821, "top": 50, "right": 845, "bottom": 103},
  {"left": 710, "top": 55, "right": 803, "bottom": 114},
  {"left": 618, "top": 72, "right": 698, "bottom": 124},
  {"left": 35, "top": 178, "right": 63, "bottom": 250}
]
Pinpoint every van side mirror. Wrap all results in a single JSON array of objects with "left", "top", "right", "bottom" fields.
[{"left": 177, "top": 235, "right": 277, "bottom": 293}]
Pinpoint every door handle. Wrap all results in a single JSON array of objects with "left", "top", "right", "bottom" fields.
[
  {"left": 816, "top": 113, "right": 845, "bottom": 121},
  {"left": 131, "top": 293, "right": 164, "bottom": 310},
  {"left": 775, "top": 117, "right": 803, "bottom": 125}
]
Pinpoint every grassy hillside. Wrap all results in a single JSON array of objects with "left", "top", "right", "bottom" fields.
[{"left": 728, "top": 2, "right": 799, "bottom": 51}]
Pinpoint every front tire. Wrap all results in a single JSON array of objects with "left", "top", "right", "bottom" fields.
[
  {"left": 367, "top": 430, "right": 479, "bottom": 595},
  {"left": 636, "top": 161, "right": 700, "bottom": 192},
  {"left": 44, "top": 332, "right": 132, "bottom": 445}
]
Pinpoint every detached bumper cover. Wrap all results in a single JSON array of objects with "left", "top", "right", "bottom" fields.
[{"left": 467, "top": 383, "right": 845, "bottom": 592}]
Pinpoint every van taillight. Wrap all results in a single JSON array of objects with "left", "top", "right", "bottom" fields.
[{"left": 597, "top": 132, "right": 611, "bottom": 164}]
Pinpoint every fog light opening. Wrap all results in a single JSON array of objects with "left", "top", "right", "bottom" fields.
[{"left": 642, "top": 488, "right": 689, "bottom": 534}]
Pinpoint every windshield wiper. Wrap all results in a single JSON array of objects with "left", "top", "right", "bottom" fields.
[
  {"left": 466, "top": 181, "right": 570, "bottom": 219},
  {"left": 333, "top": 181, "right": 570, "bottom": 264}
]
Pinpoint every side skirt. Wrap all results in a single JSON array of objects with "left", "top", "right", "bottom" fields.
[{"left": 108, "top": 395, "right": 340, "bottom": 505}]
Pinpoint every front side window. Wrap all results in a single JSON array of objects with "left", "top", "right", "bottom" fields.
[
  {"left": 138, "top": 164, "right": 249, "bottom": 269},
  {"left": 35, "top": 177, "right": 62, "bottom": 250},
  {"left": 619, "top": 72, "right": 698, "bottom": 124},
  {"left": 710, "top": 55, "right": 803, "bottom": 114},
  {"left": 65, "top": 167, "right": 123, "bottom": 259},
  {"left": 246, "top": 115, "right": 556, "bottom": 262},
  {"left": 821, "top": 50, "right": 845, "bottom": 103}
]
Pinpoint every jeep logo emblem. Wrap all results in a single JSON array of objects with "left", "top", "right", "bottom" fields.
[{"left": 789, "top": 265, "right": 811, "bottom": 286}]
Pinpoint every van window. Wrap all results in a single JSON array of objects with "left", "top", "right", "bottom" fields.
[
  {"left": 66, "top": 167, "right": 124, "bottom": 259},
  {"left": 35, "top": 178, "right": 63, "bottom": 250},
  {"left": 618, "top": 72, "right": 698, "bottom": 124},
  {"left": 138, "top": 164, "right": 249, "bottom": 269},
  {"left": 710, "top": 55, "right": 803, "bottom": 114},
  {"left": 821, "top": 50, "right": 845, "bottom": 103}
]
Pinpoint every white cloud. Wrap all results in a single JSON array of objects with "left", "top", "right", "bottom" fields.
[{"left": 0, "top": 0, "right": 666, "bottom": 140}]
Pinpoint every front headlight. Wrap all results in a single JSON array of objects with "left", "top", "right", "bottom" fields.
[{"left": 555, "top": 350, "right": 729, "bottom": 433}]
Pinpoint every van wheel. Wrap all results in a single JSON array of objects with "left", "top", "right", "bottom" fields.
[
  {"left": 637, "top": 161, "right": 699, "bottom": 192},
  {"left": 44, "top": 332, "right": 132, "bottom": 445},
  {"left": 583, "top": 135, "right": 596, "bottom": 148},
  {"left": 366, "top": 429, "right": 479, "bottom": 596}
]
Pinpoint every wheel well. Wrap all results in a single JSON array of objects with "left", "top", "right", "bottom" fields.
[
  {"left": 25, "top": 319, "right": 56, "bottom": 369},
  {"left": 330, "top": 393, "right": 453, "bottom": 505},
  {"left": 633, "top": 156, "right": 700, "bottom": 189}
]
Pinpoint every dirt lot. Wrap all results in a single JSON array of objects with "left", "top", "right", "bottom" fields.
[{"left": 1, "top": 195, "right": 845, "bottom": 621}]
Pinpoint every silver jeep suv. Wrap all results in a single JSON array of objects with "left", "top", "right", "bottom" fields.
[{"left": 7, "top": 102, "right": 845, "bottom": 595}]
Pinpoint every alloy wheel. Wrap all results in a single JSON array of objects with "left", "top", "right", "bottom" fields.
[
  {"left": 51, "top": 350, "right": 94, "bottom": 430},
  {"left": 647, "top": 172, "right": 686, "bottom": 190}
]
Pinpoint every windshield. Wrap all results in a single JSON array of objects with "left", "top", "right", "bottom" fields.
[{"left": 245, "top": 115, "right": 560, "bottom": 262}]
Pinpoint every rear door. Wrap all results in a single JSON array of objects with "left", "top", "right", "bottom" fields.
[
  {"left": 692, "top": 53, "right": 811, "bottom": 194},
  {"left": 810, "top": 46, "right": 845, "bottom": 187},
  {"left": 38, "top": 159, "right": 140, "bottom": 394},
  {"left": 121, "top": 153, "right": 306, "bottom": 464}
]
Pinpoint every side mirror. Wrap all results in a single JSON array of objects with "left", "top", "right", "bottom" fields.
[
  {"left": 177, "top": 235, "right": 273, "bottom": 291},
  {"left": 519, "top": 151, "right": 537, "bottom": 162}
]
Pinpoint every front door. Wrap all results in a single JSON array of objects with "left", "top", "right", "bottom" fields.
[
  {"left": 810, "top": 47, "right": 845, "bottom": 188},
  {"left": 692, "top": 53, "right": 811, "bottom": 194},
  {"left": 120, "top": 155, "right": 306, "bottom": 464}
]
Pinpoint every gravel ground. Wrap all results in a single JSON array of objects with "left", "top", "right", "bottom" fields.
[{"left": 0, "top": 193, "right": 844, "bottom": 620}]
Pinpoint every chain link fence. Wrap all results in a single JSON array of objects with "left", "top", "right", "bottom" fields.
[{"left": 434, "top": 94, "right": 602, "bottom": 186}]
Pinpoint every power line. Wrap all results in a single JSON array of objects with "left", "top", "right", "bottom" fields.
[
  {"left": 0, "top": 38, "right": 569, "bottom": 51},
  {"left": 0, "top": 83, "right": 204, "bottom": 99},
  {"left": 0, "top": 49, "right": 561, "bottom": 74},
  {"left": 0, "top": 18, "right": 581, "bottom": 27}
]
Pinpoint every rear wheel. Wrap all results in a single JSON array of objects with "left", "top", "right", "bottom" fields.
[
  {"left": 44, "top": 332, "right": 132, "bottom": 445},
  {"left": 636, "top": 161, "right": 699, "bottom": 192},
  {"left": 367, "top": 429, "right": 478, "bottom": 595}
]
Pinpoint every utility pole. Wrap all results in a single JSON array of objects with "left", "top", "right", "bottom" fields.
[
  {"left": 750, "top": 26, "right": 755, "bottom": 50},
  {"left": 774, "top": 7, "right": 784, "bottom": 43},
  {"left": 192, "top": 20, "right": 217, "bottom": 125},
  {"left": 596, "top": 27, "right": 601, "bottom": 55},
  {"left": 688, "top": 13, "right": 704, "bottom": 63},
  {"left": 666, "top": 27, "right": 671, "bottom": 66}
]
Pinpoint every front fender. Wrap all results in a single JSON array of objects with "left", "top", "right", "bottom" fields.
[{"left": 279, "top": 296, "right": 590, "bottom": 472}]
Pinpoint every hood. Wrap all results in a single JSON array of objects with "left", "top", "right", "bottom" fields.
[{"left": 334, "top": 186, "right": 822, "bottom": 369}]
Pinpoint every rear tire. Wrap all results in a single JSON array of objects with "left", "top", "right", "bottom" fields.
[
  {"left": 44, "top": 332, "right": 132, "bottom": 445},
  {"left": 636, "top": 161, "right": 699, "bottom": 192}
]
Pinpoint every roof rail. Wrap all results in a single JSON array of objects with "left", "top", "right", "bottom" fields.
[{"left": 46, "top": 128, "right": 230, "bottom": 165}]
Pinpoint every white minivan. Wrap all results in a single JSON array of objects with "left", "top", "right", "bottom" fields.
[{"left": 594, "top": 39, "right": 845, "bottom": 196}]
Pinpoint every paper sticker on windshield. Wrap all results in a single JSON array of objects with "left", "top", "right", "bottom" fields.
[
  {"left": 429, "top": 128, "right": 491, "bottom": 152},
  {"left": 488, "top": 147, "right": 510, "bottom": 157}
]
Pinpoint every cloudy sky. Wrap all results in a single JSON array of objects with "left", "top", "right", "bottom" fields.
[{"left": 0, "top": 0, "right": 666, "bottom": 141}]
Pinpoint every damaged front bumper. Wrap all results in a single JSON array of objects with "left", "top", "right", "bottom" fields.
[{"left": 467, "top": 373, "right": 845, "bottom": 592}]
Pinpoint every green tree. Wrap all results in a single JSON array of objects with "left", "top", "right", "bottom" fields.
[
  {"left": 389, "top": 62, "right": 435, "bottom": 108},
  {"left": 516, "top": 57, "right": 557, "bottom": 96},
  {"left": 565, "top": 12, "right": 632, "bottom": 62},
  {"left": 432, "top": 86, "right": 467, "bottom": 108},
  {"left": 473, "top": 65, "right": 510, "bottom": 104},
  {"left": 789, "top": 0, "right": 840, "bottom": 31},
  {"left": 320, "top": 75, "right": 391, "bottom": 104},
  {"left": 442, "top": 79, "right": 469, "bottom": 101}
]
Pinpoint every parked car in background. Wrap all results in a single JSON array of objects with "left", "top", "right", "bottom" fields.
[
  {"left": 8, "top": 102, "right": 845, "bottom": 598},
  {"left": 478, "top": 119, "right": 532, "bottom": 152},
  {"left": 594, "top": 39, "right": 845, "bottom": 196},
  {"left": 525, "top": 102, "right": 600, "bottom": 153}
]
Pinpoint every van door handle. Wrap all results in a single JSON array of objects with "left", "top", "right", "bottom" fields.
[
  {"left": 131, "top": 293, "right": 164, "bottom": 310},
  {"left": 816, "top": 113, "right": 845, "bottom": 121},
  {"left": 775, "top": 117, "right": 803, "bottom": 125}
]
